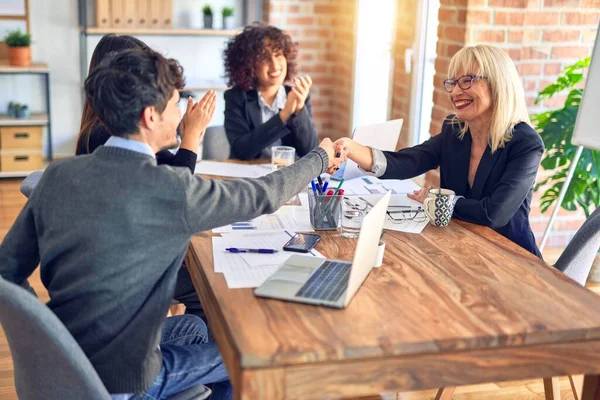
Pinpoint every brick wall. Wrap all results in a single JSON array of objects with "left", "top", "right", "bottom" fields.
[{"left": 264, "top": 0, "right": 357, "bottom": 140}]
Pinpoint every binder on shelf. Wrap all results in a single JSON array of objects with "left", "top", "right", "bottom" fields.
[
  {"left": 149, "top": 0, "right": 161, "bottom": 29},
  {"left": 95, "top": 0, "right": 111, "bottom": 28},
  {"left": 162, "top": 0, "right": 173, "bottom": 28},
  {"left": 137, "top": 0, "right": 150, "bottom": 28},
  {"left": 124, "top": 0, "right": 137, "bottom": 28},
  {"left": 111, "top": 0, "right": 124, "bottom": 28}
]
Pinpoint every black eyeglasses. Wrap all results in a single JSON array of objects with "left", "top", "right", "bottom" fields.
[{"left": 443, "top": 75, "right": 485, "bottom": 93}]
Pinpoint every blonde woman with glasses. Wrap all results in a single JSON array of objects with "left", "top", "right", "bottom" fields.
[{"left": 335, "top": 44, "right": 544, "bottom": 257}]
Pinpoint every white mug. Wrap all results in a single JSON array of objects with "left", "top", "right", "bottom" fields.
[{"left": 423, "top": 188, "right": 456, "bottom": 227}]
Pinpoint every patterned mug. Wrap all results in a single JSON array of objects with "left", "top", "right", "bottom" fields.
[{"left": 423, "top": 188, "right": 456, "bottom": 227}]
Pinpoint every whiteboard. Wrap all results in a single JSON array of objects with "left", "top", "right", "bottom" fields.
[{"left": 573, "top": 23, "right": 600, "bottom": 151}]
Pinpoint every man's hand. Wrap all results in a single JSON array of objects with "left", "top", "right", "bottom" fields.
[{"left": 319, "top": 138, "right": 346, "bottom": 174}]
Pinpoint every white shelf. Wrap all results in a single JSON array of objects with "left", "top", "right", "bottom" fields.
[
  {"left": 0, "top": 170, "right": 38, "bottom": 178},
  {"left": 83, "top": 27, "right": 240, "bottom": 37},
  {"left": 0, "top": 63, "right": 49, "bottom": 73},
  {"left": 0, "top": 113, "right": 49, "bottom": 126}
]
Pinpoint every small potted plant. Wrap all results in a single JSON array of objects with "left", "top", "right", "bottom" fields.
[
  {"left": 203, "top": 5, "right": 213, "bottom": 29},
  {"left": 3, "top": 28, "right": 32, "bottom": 67},
  {"left": 222, "top": 6, "right": 234, "bottom": 30},
  {"left": 7, "top": 102, "right": 30, "bottom": 119}
]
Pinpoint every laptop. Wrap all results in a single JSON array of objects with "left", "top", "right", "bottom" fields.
[
  {"left": 332, "top": 119, "right": 403, "bottom": 181},
  {"left": 255, "top": 191, "right": 391, "bottom": 308}
]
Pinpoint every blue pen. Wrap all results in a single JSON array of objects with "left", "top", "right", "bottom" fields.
[
  {"left": 225, "top": 248, "right": 278, "bottom": 254},
  {"left": 311, "top": 180, "right": 319, "bottom": 195},
  {"left": 322, "top": 181, "right": 329, "bottom": 193}
]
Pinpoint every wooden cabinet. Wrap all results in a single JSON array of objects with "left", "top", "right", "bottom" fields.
[
  {"left": 0, "top": 126, "right": 44, "bottom": 172},
  {"left": 0, "top": 63, "right": 52, "bottom": 177}
]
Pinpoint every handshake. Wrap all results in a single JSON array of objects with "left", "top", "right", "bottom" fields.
[{"left": 318, "top": 137, "right": 353, "bottom": 175}]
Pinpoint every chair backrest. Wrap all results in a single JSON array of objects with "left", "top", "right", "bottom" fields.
[
  {"left": 202, "top": 126, "right": 231, "bottom": 161},
  {"left": 0, "top": 277, "right": 111, "bottom": 400},
  {"left": 555, "top": 206, "right": 600, "bottom": 286},
  {"left": 20, "top": 170, "right": 44, "bottom": 198}
]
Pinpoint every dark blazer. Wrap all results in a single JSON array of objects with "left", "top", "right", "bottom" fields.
[
  {"left": 76, "top": 125, "right": 197, "bottom": 173},
  {"left": 224, "top": 85, "right": 319, "bottom": 160},
  {"left": 381, "top": 117, "right": 544, "bottom": 258}
]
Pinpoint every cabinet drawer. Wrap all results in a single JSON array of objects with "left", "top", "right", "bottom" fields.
[
  {"left": 0, "top": 127, "right": 43, "bottom": 149},
  {"left": 0, "top": 151, "right": 43, "bottom": 172}
]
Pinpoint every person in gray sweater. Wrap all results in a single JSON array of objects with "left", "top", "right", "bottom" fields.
[{"left": 0, "top": 49, "right": 343, "bottom": 399}]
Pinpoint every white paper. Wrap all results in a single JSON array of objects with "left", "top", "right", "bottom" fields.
[
  {"left": 224, "top": 231, "right": 324, "bottom": 267},
  {"left": 212, "top": 232, "right": 324, "bottom": 289},
  {"left": 212, "top": 237, "right": 280, "bottom": 288},
  {"left": 341, "top": 177, "right": 420, "bottom": 195},
  {"left": 213, "top": 205, "right": 313, "bottom": 233},
  {"left": 195, "top": 161, "right": 272, "bottom": 178}
]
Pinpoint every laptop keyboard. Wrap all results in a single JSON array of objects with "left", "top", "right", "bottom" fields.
[{"left": 295, "top": 261, "right": 352, "bottom": 302}]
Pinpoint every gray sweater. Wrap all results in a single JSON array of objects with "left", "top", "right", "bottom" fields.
[{"left": 0, "top": 145, "right": 328, "bottom": 393}]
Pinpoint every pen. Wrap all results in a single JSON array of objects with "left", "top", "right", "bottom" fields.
[
  {"left": 225, "top": 248, "right": 279, "bottom": 254},
  {"left": 387, "top": 208, "right": 423, "bottom": 214},
  {"left": 317, "top": 176, "right": 324, "bottom": 193},
  {"left": 332, "top": 179, "right": 345, "bottom": 196},
  {"left": 311, "top": 180, "right": 318, "bottom": 195},
  {"left": 322, "top": 181, "right": 329, "bottom": 193}
]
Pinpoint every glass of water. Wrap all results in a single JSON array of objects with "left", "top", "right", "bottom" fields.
[
  {"left": 271, "top": 146, "right": 295, "bottom": 171},
  {"left": 340, "top": 197, "right": 368, "bottom": 238}
]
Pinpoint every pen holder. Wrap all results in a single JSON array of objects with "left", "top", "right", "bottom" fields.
[{"left": 308, "top": 191, "right": 342, "bottom": 230}]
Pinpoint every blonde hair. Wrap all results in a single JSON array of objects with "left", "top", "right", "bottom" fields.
[{"left": 447, "top": 45, "right": 530, "bottom": 152}]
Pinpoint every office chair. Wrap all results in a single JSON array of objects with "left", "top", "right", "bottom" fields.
[
  {"left": 0, "top": 277, "right": 210, "bottom": 400},
  {"left": 202, "top": 126, "right": 231, "bottom": 160},
  {"left": 20, "top": 170, "right": 43, "bottom": 198}
]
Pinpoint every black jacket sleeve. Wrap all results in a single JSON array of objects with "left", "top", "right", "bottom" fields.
[
  {"left": 380, "top": 132, "right": 444, "bottom": 180},
  {"left": 81, "top": 126, "right": 197, "bottom": 173},
  {"left": 453, "top": 133, "right": 544, "bottom": 228},
  {"left": 156, "top": 149, "right": 197, "bottom": 173},
  {"left": 281, "top": 94, "right": 319, "bottom": 157}
]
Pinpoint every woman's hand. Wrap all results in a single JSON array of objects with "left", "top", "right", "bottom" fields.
[
  {"left": 319, "top": 138, "right": 346, "bottom": 174},
  {"left": 291, "top": 76, "right": 312, "bottom": 114},
  {"left": 279, "top": 94, "right": 298, "bottom": 123},
  {"left": 334, "top": 137, "right": 357, "bottom": 159},
  {"left": 407, "top": 186, "right": 431, "bottom": 204},
  {"left": 180, "top": 91, "right": 217, "bottom": 151}
]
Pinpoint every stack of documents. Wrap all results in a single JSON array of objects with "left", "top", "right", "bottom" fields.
[
  {"left": 212, "top": 231, "right": 324, "bottom": 289},
  {"left": 341, "top": 176, "right": 421, "bottom": 195},
  {"left": 213, "top": 194, "right": 312, "bottom": 233},
  {"left": 195, "top": 161, "right": 272, "bottom": 178}
]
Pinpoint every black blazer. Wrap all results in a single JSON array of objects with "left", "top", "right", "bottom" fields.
[
  {"left": 381, "top": 117, "right": 544, "bottom": 258},
  {"left": 76, "top": 125, "right": 197, "bottom": 173},
  {"left": 224, "top": 85, "right": 319, "bottom": 160}
]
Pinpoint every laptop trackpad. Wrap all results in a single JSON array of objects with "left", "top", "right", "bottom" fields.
[{"left": 270, "top": 266, "right": 313, "bottom": 284}]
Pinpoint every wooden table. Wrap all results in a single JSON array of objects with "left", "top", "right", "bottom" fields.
[{"left": 186, "top": 190, "right": 600, "bottom": 399}]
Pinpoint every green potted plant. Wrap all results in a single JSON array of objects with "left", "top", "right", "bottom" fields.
[
  {"left": 222, "top": 6, "right": 234, "bottom": 30},
  {"left": 203, "top": 5, "right": 213, "bottom": 29},
  {"left": 3, "top": 28, "right": 32, "bottom": 67},
  {"left": 7, "top": 101, "right": 30, "bottom": 119},
  {"left": 532, "top": 56, "right": 600, "bottom": 281}
]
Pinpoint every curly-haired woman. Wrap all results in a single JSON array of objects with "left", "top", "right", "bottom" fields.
[{"left": 223, "top": 23, "right": 319, "bottom": 160}]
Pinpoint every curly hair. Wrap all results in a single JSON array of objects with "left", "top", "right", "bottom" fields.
[{"left": 223, "top": 23, "right": 298, "bottom": 91}]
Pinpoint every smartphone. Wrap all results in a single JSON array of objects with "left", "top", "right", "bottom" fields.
[{"left": 283, "top": 233, "right": 321, "bottom": 253}]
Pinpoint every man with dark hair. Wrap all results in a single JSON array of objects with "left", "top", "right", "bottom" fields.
[{"left": 0, "top": 48, "right": 344, "bottom": 399}]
